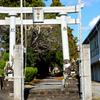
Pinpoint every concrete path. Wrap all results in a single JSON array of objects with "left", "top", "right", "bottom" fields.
[
  {"left": 25, "top": 74, "right": 63, "bottom": 90},
  {"left": 92, "top": 82, "right": 100, "bottom": 98}
]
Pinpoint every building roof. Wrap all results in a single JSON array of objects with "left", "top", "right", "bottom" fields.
[{"left": 83, "top": 19, "right": 100, "bottom": 44}]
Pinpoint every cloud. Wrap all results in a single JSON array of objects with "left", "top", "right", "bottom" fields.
[
  {"left": 81, "top": 1, "right": 91, "bottom": 6},
  {"left": 89, "top": 15, "right": 100, "bottom": 28},
  {"left": 82, "top": 15, "right": 100, "bottom": 31},
  {"left": 67, "top": 0, "right": 78, "bottom": 4},
  {"left": 61, "top": 0, "right": 77, "bottom": 5},
  {"left": 82, "top": 0, "right": 99, "bottom": 6},
  {"left": 82, "top": 27, "right": 91, "bottom": 31}
]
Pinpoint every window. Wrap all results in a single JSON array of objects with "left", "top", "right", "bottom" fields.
[{"left": 90, "top": 33, "right": 99, "bottom": 57}]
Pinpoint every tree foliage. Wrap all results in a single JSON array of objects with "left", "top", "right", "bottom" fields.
[
  {"left": 0, "top": 52, "right": 9, "bottom": 69},
  {"left": 0, "top": 0, "right": 45, "bottom": 7},
  {"left": 0, "top": 0, "right": 79, "bottom": 76},
  {"left": 0, "top": 60, "right": 6, "bottom": 69},
  {"left": 27, "top": 45, "right": 38, "bottom": 67},
  {"left": 50, "top": 0, "right": 64, "bottom": 6},
  {"left": 0, "top": 52, "right": 9, "bottom": 76},
  {"left": 0, "top": 69, "right": 4, "bottom": 76},
  {"left": 68, "top": 27, "right": 79, "bottom": 61},
  {"left": 3, "top": 52, "right": 9, "bottom": 61}
]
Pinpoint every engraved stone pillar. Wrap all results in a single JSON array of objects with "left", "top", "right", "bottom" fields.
[
  {"left": 14, "top": 45, "right": 23, "bottom": 100},
  {"left": 82, "top": 44, "right": 92, "bottom": 100}
]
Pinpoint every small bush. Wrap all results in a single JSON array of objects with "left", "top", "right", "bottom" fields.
[
  {"left": 0, "top": 60, "right": 6, "bottom": 69},
  {"left": 0, "top": 69, "right": 4, "bottom": 77},
  {"left": 24, "top": 67, "right": 38, "bottom": 82},
  {"left": 3, "top": 52, "right": 9, "bottom": 61}
]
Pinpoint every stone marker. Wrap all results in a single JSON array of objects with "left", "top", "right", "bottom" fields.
[
  {"left": 82, "top": 44, "right": 92, "bottom": 100},
  {"left": 13, "top": 45, "right": 23, "bottom": 100}
]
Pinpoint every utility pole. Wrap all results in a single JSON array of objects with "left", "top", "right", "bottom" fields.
[
  {"left": 79, "top": 0, "right": 84, "bottom": 100},
  {"left": 20, "top": 0, "right": 24, "bottom": 100}
]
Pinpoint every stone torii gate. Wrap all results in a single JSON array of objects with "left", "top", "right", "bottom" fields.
[{"left": 0, "top": 4, "right": 84, "bottom": 100}]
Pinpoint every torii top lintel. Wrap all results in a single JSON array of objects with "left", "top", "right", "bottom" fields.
[{"left": 0, "top": 4, "right": 84, "bottom": 14}]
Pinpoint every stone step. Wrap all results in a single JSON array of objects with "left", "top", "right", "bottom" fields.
[
  {"left": 3, "top": 86, "right": 13, "bottom": 90},
  {"left": 65, "top": 79, "right": 78, "bottom": 84},
  {"left": 65, "top": 84, "right": 78, "bottom": 88},
  {"left": 28, "top": 88, "right": 79, "bottom": 94},
  {"left": 29, "top": 88, "right": 62, "bottom": 93},
  {"left": 25, "top": 88, "right": 79, "bottom": 99},
  {"left": 65, "top": 88, "right": 79, "bottom": 93},
  {"left": 65, "top": 82, "right": 78, "bottom": 85},
  {"left": 27, "top": 98, "right": 80, "bottom": 100},
  {"left": 28, "top": 93, "right": 79, "bottom": 99},
  {"left": 2, "top": 81, "right": 13, "bottom": 90},
  {"left": 65, "top": 79, "right": 79, "bottom": 90}
]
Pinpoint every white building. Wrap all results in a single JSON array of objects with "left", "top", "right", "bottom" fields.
[{"left": 83, "top": 19, "right": 100, "bottom": 82}]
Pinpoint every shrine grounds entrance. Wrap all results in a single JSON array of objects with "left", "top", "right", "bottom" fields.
[{"left": 0, "top": 3, "right": 92, "bottom": 100}]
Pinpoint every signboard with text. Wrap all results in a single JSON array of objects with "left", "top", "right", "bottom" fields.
[{"left": 33, "top": 7, "right": 44, "bottom": 23}]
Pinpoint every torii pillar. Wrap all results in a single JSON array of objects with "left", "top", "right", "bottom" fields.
[
  {"left": 9, "top": 13, "right": 17, "bottom": 67},
  {"left": 59, "top": 12, "right": 70, "bottom": 86}
]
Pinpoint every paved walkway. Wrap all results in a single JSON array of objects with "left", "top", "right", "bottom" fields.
[
  {"left": 1, "top": 75, "right": 100, "bottom": 100},
  {"left": 25, "top": 74, "right": 80, "bottom": 100},
  {"left": 26, "top": 74, "right": 63, "bottom": 90},
  {"left": 92, "top": 82, "right": 100, "bottom": 98}
]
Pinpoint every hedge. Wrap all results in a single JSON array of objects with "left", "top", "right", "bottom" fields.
[
  {"left": 0, "top": 69, "right": 4, "bottom": 77},
  {"left": 24, "top": 67, "right": 38, "bottom": 82},
  {"left": 0, "top": 60, "right": 6, "bottom": 69}
]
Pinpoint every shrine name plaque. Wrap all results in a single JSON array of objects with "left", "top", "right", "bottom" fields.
[{"left": 33, "top": 7, "right": 44, "bottom": 23}]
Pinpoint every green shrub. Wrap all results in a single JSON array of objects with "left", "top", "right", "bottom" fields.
[
  {"left": 55, "top": 50, "right": 63, "bottom": 65},
  {"left": 3, "top": 52, "right": 9, "bottom": 61},
  {"left": 24, "top": 67, "right": 38, "bottom": 82},
  {"left": 0, "top": 69, "right": 4, "bottom": 77},
  {"left": 0, "top": 60, "right": 6, "bottom": 69}
]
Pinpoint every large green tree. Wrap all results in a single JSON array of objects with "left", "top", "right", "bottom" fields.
[
  {"left": 0, "top": 0, "right": 46, "bottom": 64},
  {"left": 50, "top": 0, "right": 64, "bottom": 6},
  {"left": 68, "top": 27, "right": 78, "bottom": 61},
  {"left": 0, "top": 0, "right": 45, "bottom": 7},
  {"left": 0, "top": 0, "right": 79, "bottom": 76}
]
